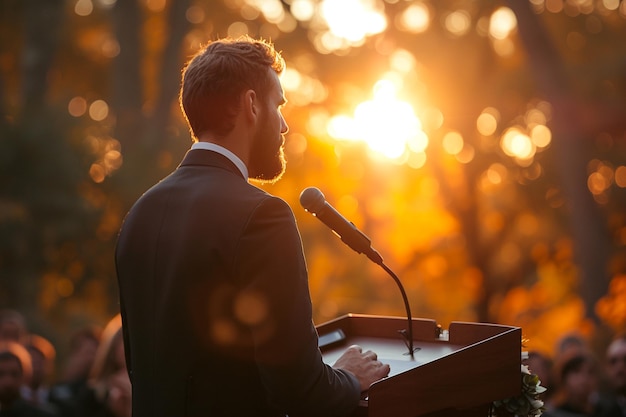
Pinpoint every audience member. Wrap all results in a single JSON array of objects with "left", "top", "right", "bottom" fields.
[
  {"left": 526, "top": 350, "right": 555, "bottom": 403},
  {"left": 0, "top": 341, "right": 57, "bottom": 416},
  {"left": 603, "top": 334, "right": 626, "bottom": 416},
  {"left": 543, "top": 347, "right": 598, "bottom": 416},
  {"left": 21, "top": 334, "right": 58, "bottom": 414},
  {"left": 84, "top": 315, "right": 130, "bottom": 417},
  {"left": 543, "top": 345, "right": 622, "bottom": 417},
  {"left": 0, "top": 310, "right": 27, "bottom": 344},
  {"left": 48, "top": 325, "right": 102, "bottom": 416}
]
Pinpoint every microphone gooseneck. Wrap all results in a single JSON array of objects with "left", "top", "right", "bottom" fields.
[{"left": 299, "top": 187, "right": 416, "bottom": 357}]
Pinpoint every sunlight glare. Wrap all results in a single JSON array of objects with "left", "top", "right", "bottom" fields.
[
  {"left": 320, "top": 0, "right": 387, "bottom": 43},
  {"left": 407, "top": 131, "right": 429, "bottom": 153},
  {"left": 308, "top": 109, "right": 331, "bottom": 137},
  {"left": 328, "top": 79, "right": 424, "bottom": 160},
  {"left": 328, "top": 115, "right": 359, "bottom": 141},
  {"left": 420, "top": 107, "right": 444, "bottom": 131},
  {"left": 354, "top": 100, "right": 407, "bottom": 159}
]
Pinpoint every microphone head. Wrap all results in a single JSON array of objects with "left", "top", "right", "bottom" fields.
[{"left": 299, "top": 187, "right": 326, "bottom": 214}]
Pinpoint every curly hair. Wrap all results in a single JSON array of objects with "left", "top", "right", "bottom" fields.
[{"left": 179, "top": 35, "right": 285, "bottom": 140}]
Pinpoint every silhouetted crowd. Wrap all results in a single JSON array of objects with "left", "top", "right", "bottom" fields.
[
  {"left": 1, "top": 306, "right": 626, "bottom": 417},
  {"left": 0, "top": 309, "right": 129, "bottom": 417},
  {"left": 525, "top": 333, "right": 626, "bottom": 417}
]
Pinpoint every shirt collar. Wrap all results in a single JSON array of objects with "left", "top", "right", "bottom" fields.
[{"left": 191, "top": 142, "right": 248, "bottom": 180}]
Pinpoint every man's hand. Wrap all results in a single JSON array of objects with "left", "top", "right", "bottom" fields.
[{"left": 333, "top": 345, "right": 390, "bottom": 392}]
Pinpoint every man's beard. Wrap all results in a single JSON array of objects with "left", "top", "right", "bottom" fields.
[{"left": 248, "top": 132, "right": 286, "bottom": 184}]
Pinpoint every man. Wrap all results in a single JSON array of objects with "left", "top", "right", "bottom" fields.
[{"left": 115, "top": 36, "right": 389, "bottom": 417}]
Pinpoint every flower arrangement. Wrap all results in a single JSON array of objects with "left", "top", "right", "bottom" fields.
[{"left": 490, "top": 352, "right": 547, "bottom": 417}]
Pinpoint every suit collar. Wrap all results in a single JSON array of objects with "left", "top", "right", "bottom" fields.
[
  {"left": 190, "top": 142, "right": 248, "bottom": 178},
  {"left": 179, "top": 149, "right": 246, "bottom": 180}
]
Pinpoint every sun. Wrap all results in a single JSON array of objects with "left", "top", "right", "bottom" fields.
[{"left": 327, "top": 79, "right": 426, "bottom": 160}]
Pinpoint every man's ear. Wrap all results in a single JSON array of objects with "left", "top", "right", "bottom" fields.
[{"left": 243, "top": 89, "right": 258, "bottom": 121}]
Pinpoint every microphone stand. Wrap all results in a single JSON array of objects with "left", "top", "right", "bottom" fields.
[
  {"left": 375, "top": 259, "right": 417, "bottom": 357},
  {"left": 300, "top": 187, "right": 416, "bottom": 357}
]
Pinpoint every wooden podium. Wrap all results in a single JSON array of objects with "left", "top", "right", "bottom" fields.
[{"left": 316, "top": 314, "right": 521, "bottom": 417}]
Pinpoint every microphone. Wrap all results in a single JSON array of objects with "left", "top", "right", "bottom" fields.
[
  {"left": 300, "top": 186, "right": 418, "bottom": 356},
  {"left": 299, "top": 187, "right": 383, "bottom": 264}
]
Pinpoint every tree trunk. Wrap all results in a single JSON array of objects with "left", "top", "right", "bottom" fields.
[
  {"left": 147, "top": 0, "right": 192, "bottom": 150},
  {"left": 20, "top": 0, "right": 64, "bottom": 117},
  {"left": 505, "top": 0, "right": 612, "bottom": 322},
  {"left": 111, "top": 0, "right": 144, "bottom": 147}
]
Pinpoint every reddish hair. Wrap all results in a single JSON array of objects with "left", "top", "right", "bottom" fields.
[{"left": 179, "top": 35, "right": 285, "bottom": 140}]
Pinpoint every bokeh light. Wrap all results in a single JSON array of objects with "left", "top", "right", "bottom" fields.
[
  {"left": 328, "top": 79, "right": 425, "bottom": 161},
  {"left": 74, "top": 0, "right": 93, "bottom": 16},
  {"left": 442, "top": 131, "right": 464, "bottom": 155},
  {"left": 291, "top": 0, "right": 316, "bottom": 21},
  {"left": 477, "top": 108, "right": 500, "bottom": 136},
  {"left": 489, "top": 7, "right": 517, "bottom": 39},
  {"left": 68, "top": 97, "right": 88, "bottom": 117},
  {"left": 88, "top": 100, "right": 109, "bottom": 121},
  {"left": 501, "top": 127, "right": 535, "bottom": 161},
  {"left": 396, "top": 2, "right": 430, "bottom": 33},
  {"left": 444, "top": 10, "right": 472, "bottom": 36}
]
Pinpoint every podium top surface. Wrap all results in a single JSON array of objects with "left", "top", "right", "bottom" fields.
[{"left": 316, "top": 314, "right": 522, "bottom": 417}]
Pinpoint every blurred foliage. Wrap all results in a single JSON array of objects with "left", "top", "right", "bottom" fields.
[{"left": 1, "top": 0, "right": 626, "bottom": 366}]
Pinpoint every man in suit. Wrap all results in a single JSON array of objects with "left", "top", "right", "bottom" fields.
[{"left": 115, "top": 36, "right": 390, "bottom": 417}]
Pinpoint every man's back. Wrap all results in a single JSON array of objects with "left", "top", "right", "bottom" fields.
[{"left": 115, "top": 150, "right": 359, "bottom": 416}]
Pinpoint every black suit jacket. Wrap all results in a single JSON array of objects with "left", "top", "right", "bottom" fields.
[{"left": 115, "top": 149, "right": 360, "bottom": 417}]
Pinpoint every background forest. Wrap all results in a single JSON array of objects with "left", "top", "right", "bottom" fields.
[{"left": 1, "top": 0, "right": 626, "bottom": 366}]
